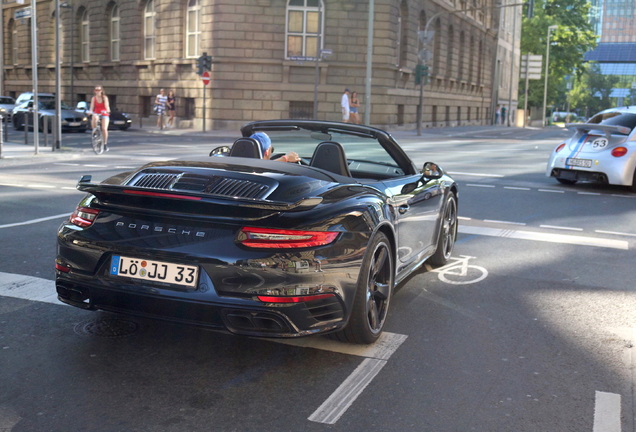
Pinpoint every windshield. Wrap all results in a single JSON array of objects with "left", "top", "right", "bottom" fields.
[
  {"left": 587, "top": 112, "right": 636, "bottom": 131},
  {"left": 0, "top": 97, "right": 14, "bottom": 104},
  {"left": 40, "top": 100, "right": 73, "bottom": 110}
]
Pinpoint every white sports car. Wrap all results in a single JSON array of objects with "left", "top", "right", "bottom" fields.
[{"left": 547, "top": 106, "right": 636, "bottom": 191}]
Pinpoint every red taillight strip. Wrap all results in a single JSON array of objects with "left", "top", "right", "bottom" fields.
[
  {"left": 555, "top": 143, "right": 566, "bottom": 153},
  {"left": 611, "top": 147, "right": 628, "bottom": 157},
  {"left": 123, "top": 189, "right": 202, "bottom": 200},
  {"left": 238, "top": 227, "right": 339, "bottom": 248},
  {"left": 55, "top": 263, "right": 70, "bottom": 273},
  {"left": 257, "top": 294, "right": 335, "bottom": 303},
  {"left": 70, "top": 207, "right": 100, "bottom": 228}
]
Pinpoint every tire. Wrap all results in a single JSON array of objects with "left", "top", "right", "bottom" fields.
[
  {"left": 429, "top": 193, "right": 458, "bottom": 267},
  {"left": 556, "top": 178, "right": 577, "bottom": 185},
  {"left": 630, "top": 170, "right": 636, "bottom": 193},
  {"left": 330, "top": 232, "right": 394, "bottom": 344},
  {"left": 92, "top": 128, "right": 104, "bottom": 155}
]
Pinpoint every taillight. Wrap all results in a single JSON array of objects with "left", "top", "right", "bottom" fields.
[
  {"left": 237, "top": 227, "right": 339, "bottom": 248},
  {"left": 257, "top": 294, "right": 335, "bottom": 303},
  {"left": 611, "top": 147, "right": 628, "bottom": 157},
  {"left": 555, "top": 143, "right": 566, "bottom": 153},
  {"left": 70, "top": 207, "right": 100, "bottom": 228},
  {"left": 55, "top": 263, "right": 70, "bottom": 273}
]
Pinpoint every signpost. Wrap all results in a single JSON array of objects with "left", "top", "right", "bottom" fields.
[
  {"left": 196, "top": 53, "right": 212, "bottom": 132},
  {"left": 521, "top": 54, "right": 543, "bottom": 127},
  {"left": 201, "top": 71, "right": 210, "bottom": 132}
]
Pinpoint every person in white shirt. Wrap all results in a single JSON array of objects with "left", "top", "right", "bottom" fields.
[
  {"left": 155, "top": 89, "right": 168, "bottom": 129},
  {"left": 341, "top": 88, "right": 351, "bottom": 123}
]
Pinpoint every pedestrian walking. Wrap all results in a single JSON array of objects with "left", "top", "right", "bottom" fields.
[
  {"left": 166, "top": 90, "right": 176, "bottom": 128},
  {"left": 341, "top": 89, "right": 351, "bottom": 123},
  {"left": 154, "top": 89, "right": 167, "bottom": 129}
]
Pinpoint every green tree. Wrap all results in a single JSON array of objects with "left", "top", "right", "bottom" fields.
[
  {"left": 519, "top": 0, "right": 597, "bottom": 114},
  {"left": 569, "top": 63, "right": 619, "bottom": 117}
]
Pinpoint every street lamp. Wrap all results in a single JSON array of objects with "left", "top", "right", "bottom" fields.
[
  {"left": 60, "top": 1, "right": 74, "bottom": 107},
  {"left": 542, "top": 25, "right": 558, "bottom": 128}
]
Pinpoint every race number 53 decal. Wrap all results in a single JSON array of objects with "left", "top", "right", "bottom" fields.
[{"left": 591, "top": 137, "right": 608, "bottom": 149}]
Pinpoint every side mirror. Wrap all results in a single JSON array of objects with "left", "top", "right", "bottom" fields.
[
  {"left": 76, "top": 101, "right": 88, "bottom": 111},
  {"left": 209, "top": 145, "right": 231, "bottom": 157},
  {"left": 422, "top": 162, "right": 443, "bottom": 179}
]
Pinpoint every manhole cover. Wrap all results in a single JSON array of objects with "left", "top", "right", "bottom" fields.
[{"left": 74, "top": 317, "right": 139, "bottom": 338}]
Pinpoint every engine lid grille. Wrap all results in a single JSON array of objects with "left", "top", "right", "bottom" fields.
[{"left": 127, "top": 171, "right": 270, "bottom": 199}]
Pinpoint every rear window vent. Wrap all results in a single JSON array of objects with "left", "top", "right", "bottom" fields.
[
  {"left": 128, "top": 171, "right": 270, "bottom": 199},
  {"left": 208, "top": 178, "right": 269, "bottom": 199},
  {"left": 130, "top": 172, "right": 180, "bottom": 189}
]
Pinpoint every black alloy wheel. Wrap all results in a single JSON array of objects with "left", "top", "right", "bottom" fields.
[
  {"left": 429, "top": 193, "right": 458, "bottom": 267},
  {"left": 331, "top": 232, "right": 394, "bottom": 344}
]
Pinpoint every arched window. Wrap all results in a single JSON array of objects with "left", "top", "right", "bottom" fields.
[
  {"left": 186, "top": 0, "right": 201, "bottom": 58},
  {"left": 397, "top": 1, "right": 408, "bottom": 67},
  {"left": 81, "top": 9, "right": 90, "bottom": 62},
  {"left": 111, "top": 6, "right": 120, "bottom": 61},
  {"left": 286, "top": 0, "right": 324, "bottom": 59},
  {"left": 477, "top": 39, "right": 483, "bottom": 84},
  {"left": 144, "top": 0, "right": 156, "bottom": 60},
  {"left": 433, "top": 19, "right": 441, "bottom": 76},
  {"left": 468, "top": 35, "right": 474, "bottom": 83},
  {"left": 418, "top": 10, "right": 428, "bottom": 66},
  {"left": 447, "top": 25, "right": 454, "bottom": 78},
  {"left": 9, "top": 19, "right": 17, "bottom": 65}
]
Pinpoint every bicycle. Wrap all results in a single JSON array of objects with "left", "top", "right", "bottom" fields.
[{"left": 89, "top": 111, "right": 106, "bottom": 154}]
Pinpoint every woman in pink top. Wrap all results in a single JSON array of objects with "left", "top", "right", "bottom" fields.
[{"left": 90, "top": 86, "right": 111, "bottom": 150}]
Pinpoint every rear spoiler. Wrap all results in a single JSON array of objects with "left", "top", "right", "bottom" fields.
[
  {"left": 565, "top": 123, "right": 632, "bottom": 140},
  {"left": 76, "top": 175, "right": 323, "bottom": 212}
]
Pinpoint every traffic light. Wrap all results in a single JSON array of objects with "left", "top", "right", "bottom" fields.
[
  {"left": 415, "top": 64, "right": 429, "bottom": 85},
  {"left": 203, "top": 54, "right": 213, "bottom": 71},
  {"left": 196, "top": 55, "right": 205, "bottom": 76}
]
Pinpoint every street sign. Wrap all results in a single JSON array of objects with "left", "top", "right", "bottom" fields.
[
  {"left": 201, "top": 71, "right": 210, "bottom": 86},
  {"left": 15, "top": 7, "right": 31, "bottom": 20},
  {"left": 520, "top": 54, "right": 542, "bottom": 80}
]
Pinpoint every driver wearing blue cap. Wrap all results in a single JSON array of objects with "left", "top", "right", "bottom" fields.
[{"left": 250, "top": 132, "right": 300, "bottom": 163}]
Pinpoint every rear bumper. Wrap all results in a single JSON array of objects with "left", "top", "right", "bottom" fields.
[{"left": 548, "top": 168, "right": 609, "bottom": 184}]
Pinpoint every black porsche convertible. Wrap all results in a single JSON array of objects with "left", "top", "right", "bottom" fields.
[{"left": 56, "top": 120, "right": 458, "bottom": 344}]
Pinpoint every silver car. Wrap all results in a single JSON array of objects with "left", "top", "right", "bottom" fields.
[
  {"left": 0, "top": 96, "right": 15, "bottom": 120},
  {"left": 546, "top": 106, "right": 636, "bottom": 191}
]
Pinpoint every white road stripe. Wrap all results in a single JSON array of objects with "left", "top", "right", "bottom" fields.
[
  {"left": 539, "top": 225, "right": 583, "bottom": 231},
  {"left": 484, "top": 219, "right": 526, "bottom": 226},
  {"left": 466, "top": 184, "right": 496, "bottom": 188},
  {"left": 538, "top": 189, "right": 565, "bottom": 193},
  {"left": 593, "top": 391, "right": 621, "bottom": 432},
  {"left": 0, "top": 272, "right": 63, "bottom": 305},
  {"left": 459, "top": 225, "right": 628, "bottom": 250},
  {"left": 596, "top": 230, "right": 636, "bottom": 237},
  {"left": 0, "top": 213, "right": 70, "bottom": 229},
  {"left": 308, "top": 358, "right": 387, "bottom": 424},
  {"left": 578, "top": 192, "right": 601, "bottom": 196},
  {"left": 503, "top": 186, "right": 530, "bottom": 190}
]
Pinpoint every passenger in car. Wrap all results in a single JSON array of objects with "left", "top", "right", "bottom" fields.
[{"left": 250, "top": 132, "right": 301, "bottom": 163}]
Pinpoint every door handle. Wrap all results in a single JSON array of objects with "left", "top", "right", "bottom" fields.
[{"left": 398, "top": 204, "right": 409, "bottom": 214}]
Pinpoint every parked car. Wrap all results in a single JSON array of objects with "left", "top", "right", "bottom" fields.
[
  {"left": 14, "top": 92, "right": 56, "bottom": 106},
  {"left": 75, "top": 101, "right": 132, "bottom": 131},
  {"left": 56, "top": 120, "right": 458, "bottom": 344},
  {"left": 0, "top": 96, "right": 15, "bottom": 120},
  {"left": 12, "top": 99, "right": 89, "bottom": 132},
  {"left": 547, "top": 106, "right": 636, "bottom": 191}
]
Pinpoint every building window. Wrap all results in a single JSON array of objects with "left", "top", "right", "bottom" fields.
[
  {"left": 144, "top": 0, "right": 156, "bottom": 60},
  {"left": 9, "top": 19, "right": 17, "bottom": 65},
  {"left": 111, "top": 6, "right": 120, "bottom": 61},
  {"left": 433, "top": 19, "right": 441, "bottom": 76},
  {"left": 186, "top": 0, "right": 201, "bottom": 58},
  {"left": 397, "top": 1, "right": 408, "bottom": 67},
  {"left": 184, "top": 97, "right": 195, "bottom": 120},
  {"left": 458, "top": 31, "right": 465, "bottom": 81},
  {"left": 286, "top": 0, "right": 323, "bottom": 59},
  {"left": 289, "top": 101, "right": 314, "bottom": 119},
  {"left": 397, "top": 105, "right": 404, "bottom": 126},
  {"left": 447, "top": 26, "right": 454, "bottom": 78},
  {"left": 81, "top": 9, "right": 90, "bottom": 62}
]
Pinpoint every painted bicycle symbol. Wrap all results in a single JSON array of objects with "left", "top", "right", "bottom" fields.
[{"left": 425, "top": 255, "right": 488, "bottom": 285}]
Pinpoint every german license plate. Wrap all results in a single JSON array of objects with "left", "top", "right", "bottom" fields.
[
  {"left": 110, "top": 256, "right": 198, "bottom": 288},
  {"left": 68, "top": 122, "right": 81, "bottom": 127},
  {"left": 566, "top": 158, "right": 592, "bottom": 168},
  {"left": 113, "top": 120, "right": 125, "bottom": 125}
]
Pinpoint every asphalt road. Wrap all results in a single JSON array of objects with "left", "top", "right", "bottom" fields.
[{"left": 0, "top": 125, "right": 634, "bottom": 432}]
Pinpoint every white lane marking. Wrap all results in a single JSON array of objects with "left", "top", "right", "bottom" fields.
[
  {"left": 0, "top": 182, "right": 23, "bottom": 187},
  {"left": 540, "top": 225, "right": 583, "bottom": 231},
  {"left": 596, "top": 230, "right": 636, "bottom": 237},
  {"left": 458, "top": 216, "right": 472, "bottom": 221},
  {"left": 459, "top": 225, "right": 629, "bottom": 250},
  {"left": 593, "top": 391, "right": 621, "bottom": 432},
  {"left": 448, "top": 171, "right": 505, "bottom": 177},
  {"left": 578, "top": 192, "right": 601, "bottom": 196},
  {"left": 538, "top": 189, "right": 565, "bottom": 193},
  {"left": 308, "top": 358, "right": 387, "bottom": 424},
  {"left": 26, "top": 184, "right": 55, "bottom": 188},
  {"left": 504, "top": 186, "right": 530, "bottom": 190},
  {"left": 268, "top": 332, "right": 407, "bottom": 360},
  {"left": 466, "top": 184, "right": 496, "bottom": 188},
  {"left": 484, "top": 219, "right": 526, "bottom": 226},
  {"left": 0, "top": 272, "right": 63, "bottom": 305},
  {"left": 0, "top": 213, "right": 69, "bottom": 229},
  {"left": 610, "top": 194, "right": 635, "bottom": 198},
  {"left": 83, "top": 164, "right": 109, "bottom": 168},
  {"left": 53, "top": 163, "right": 81, "bottom": 166}
]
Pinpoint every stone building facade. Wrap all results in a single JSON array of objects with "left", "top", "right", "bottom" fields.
[{"left": 1, "top": 0, "right": 520, "bottom": 130}]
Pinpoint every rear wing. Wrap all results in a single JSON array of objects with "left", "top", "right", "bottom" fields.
[{"left": 565, "top": 123, "right": 632, "bottom": 140}]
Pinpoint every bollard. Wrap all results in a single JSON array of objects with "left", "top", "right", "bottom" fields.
[
  {"left": 0, "top": 115, "right": 3, "bottom": 159},
  {"left": 43, "top": 116, "right": 48, "bottom": 148},
  {"left": 24, "top": 110, "right": 29, "bottom": 146}
]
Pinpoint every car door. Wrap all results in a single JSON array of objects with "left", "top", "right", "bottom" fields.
[{"left": 382, "top": 174, "right": 444, "bottom": 274}]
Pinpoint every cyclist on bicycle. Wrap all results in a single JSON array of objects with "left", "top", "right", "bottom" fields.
[{"left": 90, "top": 86, "right": 111, "bottom": 151}]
